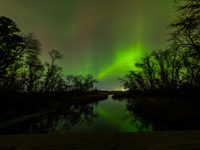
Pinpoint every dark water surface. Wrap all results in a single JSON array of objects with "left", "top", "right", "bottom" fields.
[
  {"left": 63, "top": 95, "right": 139, "bottom": 133},
  {"left": 0, "top": 95, "right": 146, "bottom": 134}
]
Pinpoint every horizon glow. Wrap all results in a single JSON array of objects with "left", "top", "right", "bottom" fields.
[{"left": 0, "top": 0, "right": 175, "bottom": 90}]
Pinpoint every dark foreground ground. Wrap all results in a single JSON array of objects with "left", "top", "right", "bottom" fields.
[{"left": 1, "top": 131, "right": 200, "bottom": 150}]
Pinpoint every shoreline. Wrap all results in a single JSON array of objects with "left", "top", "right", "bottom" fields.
[
  {"left": 0, "top": 92, "right": 110, "bottom": 126},
  {"left": 1, "top": 131, "right": 200, "bottom": 149}
]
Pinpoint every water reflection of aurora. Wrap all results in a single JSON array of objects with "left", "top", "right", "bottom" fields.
[
  {"left": 66, "top": 95, "right": 139, "bottom": 133},
  {"left": 0, "top": 95, "right": 148, "bottom": 134},
  {"left": 95, "top": 99, "right": 138, "bottom": 132}
]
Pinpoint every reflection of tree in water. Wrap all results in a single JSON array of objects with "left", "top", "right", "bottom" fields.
[
  {"left": 0, "top": 103, "right": 98, "bottom": 134},
  {"left": 123, "top": 101, "right": 152, "bottom": 132},
  {"left": 61, "top": 103, "right": 98, "bottom": 131},
  {"left": 124, "top": 99, "right": 200, "bottom": 131}
]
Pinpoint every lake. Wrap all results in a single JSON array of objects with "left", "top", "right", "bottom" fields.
[{"left": 0, "top": 95, "right": 148, "bottom": 134}]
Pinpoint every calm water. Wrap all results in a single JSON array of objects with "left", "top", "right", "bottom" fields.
[
  {"left": 0, "top": 95, "right": 144, "bottom": 134},
  {"left": 2, "top": 94, "right": 199, "bottom": 134},
  {"left": 61, "top": 95, "right": 138, "bottom": 133}
]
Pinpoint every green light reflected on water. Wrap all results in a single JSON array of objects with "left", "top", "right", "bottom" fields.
[{"left": 66, "top": 95, "right": 139, "bottom": 133}]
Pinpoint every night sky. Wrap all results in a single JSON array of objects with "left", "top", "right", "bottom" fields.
[{"left": 0, "top": 0, "right": 175, "bottom": 90}]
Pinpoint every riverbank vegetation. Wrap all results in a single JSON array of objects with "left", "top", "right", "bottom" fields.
[
  {"left": 0, "top": 16, "right": 110, "bottom": 123},
  {"left": 1, "top": 0, "right": 200, "bottom": 132},
  {"left": 120, "top": 0, "right": 200, "bottom": 96},
  {"left": 118, "top": 0, "right": 200, "bottom": 130}
]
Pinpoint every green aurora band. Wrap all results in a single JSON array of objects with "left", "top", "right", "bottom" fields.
[
  {"left": 0, "top": 0, "right": 175, "bottom": 90},
  {"left": 97, "top": 43, "right": 144, "bottom": 80}
]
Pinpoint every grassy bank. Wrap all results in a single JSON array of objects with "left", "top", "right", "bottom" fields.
[
  {"left": 111, "top": 91, "right": 134, "bottom": 100},
  {"left": 112, "top": 90, "right": 200, "bottom": 131},
  {"left": 0, "top": 91, "right": 110, "bottom": 124},
  {"left": 2, "top": 131, "right": 200, "bottom": 150}
]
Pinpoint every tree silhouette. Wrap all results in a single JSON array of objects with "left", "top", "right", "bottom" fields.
[
  {"left": 0, "top": 16, "right": 23, "bottom": 78},
  {"left": 42, "top": 49, "right": 63, "bottom": 92},
  {"left": 0, "top": 16, "right": 101, "bottom": 95},
  {"left": 120, "top": 0, "right": 200, "bottom": 94},
  {"left": 25, "top": 57, "right": 44, "bottom": 93},
  {"left": 168, "top": 0, "right": 200, "bottom": 89},
  {"left": 151, "top": 49, "right": 182, "bottom": 90},
  {"left": 135, "top": 54, "right": 157, "bottom": 91},
  {"left": 65, "top": 74, "right": 98, "bottom": 94},
  {"left": 169, "top": 0, "right": 200, "bottom": 58},
  {"left": 0, "top": 16, "right": 42, "bottom": 92}
]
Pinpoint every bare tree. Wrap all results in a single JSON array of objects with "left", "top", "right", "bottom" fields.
[{"left": 42, "top": 49, "right": 63, "bottom": 92}]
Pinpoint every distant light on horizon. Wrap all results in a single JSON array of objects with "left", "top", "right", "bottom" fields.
[{"left": 0, "top": 0, "right": 175, "bottom": 90}]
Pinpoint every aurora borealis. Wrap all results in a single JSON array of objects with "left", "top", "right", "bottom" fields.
[{"left": 0, "top": 0, "right": 175, "bottom": 90}]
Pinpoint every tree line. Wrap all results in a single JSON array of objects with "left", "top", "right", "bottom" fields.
[
  {"left": 120, "top": 0, "right": 200, "bottom": 95},
  {"left": 0, "top": 16, "right": 97, "bottom": 95}
]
